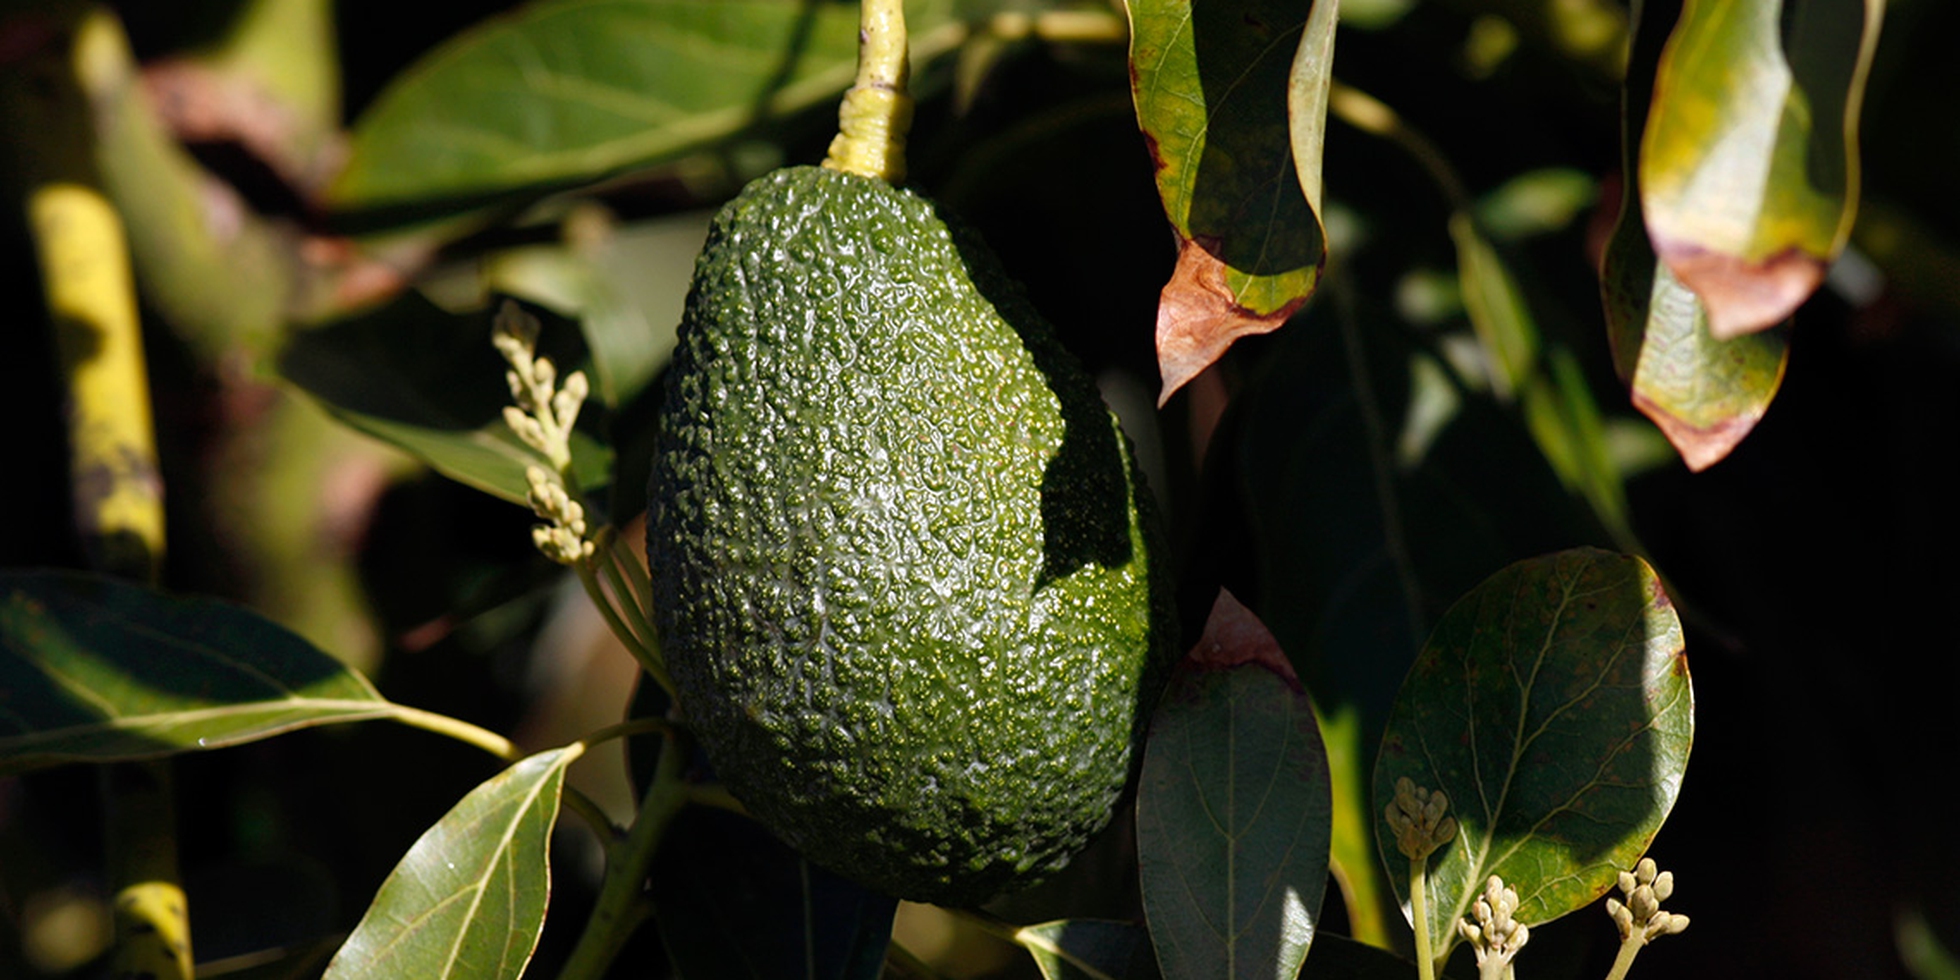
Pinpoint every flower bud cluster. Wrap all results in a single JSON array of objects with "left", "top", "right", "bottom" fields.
[
  {"left": 493, "top": 300, "right": 588, "bottom": 474},
  {"left": 1606, "top": 857, "right": 1688, "bottom": 944},
  {"left": 526, "top": 466, "right": 595, "bottom": 565},
  {"left": 1385, "top": 776, "right": 1457, "bottom": 861},
  {"left": 1460, "top": 875, "right": 1530, "bottom": 971}
]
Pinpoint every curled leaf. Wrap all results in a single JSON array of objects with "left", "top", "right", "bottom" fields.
[{"left": 1639, "top": 0, "right": 1884, "bottom": 338}]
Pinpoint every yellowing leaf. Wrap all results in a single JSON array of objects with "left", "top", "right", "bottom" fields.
[
  {"left": 1639, "top": 0, "right": 1884, "bottom": 338},
  {"left": 1604, "top": 0, "right": 1789, "bottom": 470}
]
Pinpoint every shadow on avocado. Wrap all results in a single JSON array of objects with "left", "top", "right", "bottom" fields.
[{"left": 946, "top": 223, "right": 1135, "bottom": 588}]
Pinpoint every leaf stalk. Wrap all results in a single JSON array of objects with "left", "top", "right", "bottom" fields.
[{"left": 555, "top": 725, "right": 690, "bottom": 980}]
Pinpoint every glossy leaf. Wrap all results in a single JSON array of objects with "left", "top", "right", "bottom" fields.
[
  {"left": 1128, "top": 0, "right": 1329, "bottom": 402},
  {"left": 333, "top": 0, "right": 968, "bottom": 213},
  {"left": 279, "top": 294, "right": 613, "bottom": 507},
  {"left": 1373, "top": 549, "right": 1692, "bottom": 956},
  {"left": 0, "top": 570, "right": 396, "bottom": 773},
  {"left": 1015, "top": 919, "right": 1142, "bottom": 980},
  {"left": 1138, "top": 591, "right": 1330, "bottom": 980},
  {"left": 1604, "top": 0, "right": 1787, "bottom": 471},
  {"left": 324, "top": 745, "right": 582, "bottom": 980},
  {"left": 650, "top": 806, "right": 896, "bottom": 980},
  {"left": 1640, "top": 0, "right": 1884, "bottom": 338}
]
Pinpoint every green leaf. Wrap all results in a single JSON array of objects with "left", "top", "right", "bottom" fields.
[
  {"left": 0, "top": 570, "right": 396, "bottom": 774},
  {"left": 1603, "top": 0, "right": 1787, "bottom": 471},
  {"left": 332, "top": 0, "right": 969, "bottom": 214},
  {"left": 1228, "top": 295, "right": 1606, "bottom": 950},
  {"left": 324, "top": 745, "right": 581, "bottom": 980},
  {"left": 1299, "top": 933, "right": 1423, "bottom": 980},
  {"left": 1137, "top": 591, "right": 1331, "bottom": 980},
  {"left": 1014, "top": 919, "right": 1141, "bottom": 980},
  {"left": 1639, "top": 0, "right": 1884, "bottom": 338},
  {"left": 1448, "top": 213, "right": 1538, "bottom": 401},
  {"left": 649, "top": 806, "right": 896, "bottom": 980},
  {"left": 1474, "top": 169, "right": 1597, "bottom": 242},
  {"left": 1372, "top": 549, "right": 1692, "bottom": 956},
  {"left": 1127, "top": 0, "right": 1328, "bottom": 400},
  {"left": 279, "top": 294, "right": 613, "bottom": 507}
]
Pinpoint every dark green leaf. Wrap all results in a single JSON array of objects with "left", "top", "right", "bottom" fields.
[
  {"left": 650, "top": 806, "right": 896, "bottom": 980},
  {"left": 323, "top": 746, "right": 582, "bottom": 980},
  {"left": 1228, "top": 295, "right": 1605, "bottom": 948},
  {"left": 1015, "top": 919, "right": 1141, "bottom": 980},
  {"left": 332, "top": 0, "right": 969, "bottom": 213},
  {"left": 279, "top": 294, "right": 613, "bottom": 507},
  {"left": 1603, "top": 0, "right": 1787, "bottom": 471},
  {"left": 1373, "top": 549, "right": 1692, "bottom": 956},
  {"left": 1450, "top": 215, "right": 1632, "bottom": 543},
  {"left": 1639, "top": 0, "right": 1883, "bottom": 337},
  {"left": 1137, "top": 592, "right": 1330, "bottom": 980},
  {"left": 1299, "top": 933, "right": 1423, "bottom": 980},
  {"left": 1127, "top": 0, "right": 1328, "bottom": 400},
  {"left": 0, "top": 570, "right": 395, "bottom": 773}
]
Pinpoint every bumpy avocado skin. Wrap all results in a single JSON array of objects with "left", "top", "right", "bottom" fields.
[{"left": 648, "top": 166, "right": 1175, "bottom": 907}]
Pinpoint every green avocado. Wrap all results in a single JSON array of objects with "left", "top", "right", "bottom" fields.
[{"left": 647, "top": 165, "right": 1176, "bottom": 907}]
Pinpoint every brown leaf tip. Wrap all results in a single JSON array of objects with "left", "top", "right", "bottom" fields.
[
  {"left": 1631, "top": 391, "right": 1767, "bottom": 472},
  {"left": 1155, "top": 239, "right": 1298, "bottom": 406},
  {"left": 1652, "top": 238, "right": 1824, "bottom": 341},
  {"left": 1186, "top": 589, "right": 1301, "bottom": 690}
]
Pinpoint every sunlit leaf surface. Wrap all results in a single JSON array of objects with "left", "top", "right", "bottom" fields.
[
  {"left": 1373, "top": 549, "right": 1691, "bottom": 955},
  {"left": 0, "top": 570, "right": 395, "bottom": 773},
  {"left": 1640, "top": 0, "right": 1884, "bottom": 337},
  {"left": 323, "top": 746, "right": 582, "bottom": 980},
  {"left": 1138, "top": 592, "right": 1330, "bottom": 980},
  {"left": 333, "top": 0, "right": 968, "bottom": 212},
  {"left": 1603, "top": 0, "right": 1787, "bottom": 470}
]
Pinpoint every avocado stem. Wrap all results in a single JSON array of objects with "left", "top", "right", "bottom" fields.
[{"left": 822, "top": 0, "right": 913, "bottom": 182}]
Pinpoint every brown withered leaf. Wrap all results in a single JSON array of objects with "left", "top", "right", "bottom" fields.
[
  {"left": 1653, "top": 237, "right": 1822, "bottom": 341},
  {"left": 1155, "top": 240, "right": 1298, "bottom": 407}
]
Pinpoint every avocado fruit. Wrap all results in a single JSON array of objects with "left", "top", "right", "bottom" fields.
[{"left": 646, "top": 165, "right": 1176, "bottom": 906}]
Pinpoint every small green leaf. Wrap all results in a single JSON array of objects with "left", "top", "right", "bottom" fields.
[
  {"left": 279, "top": 294, "right": 613, "bottom": 507},
  {"left": 1373, "top": 548, "right": 1692, "bottom": 957},
  {"left": 1603, "top": 0, "right": 1787, "bottom": 471},
  {"left": 0, "top": 570, "right": 395, "bottom": 773},
  {"left": 1448, "top": 213, "right": 1538, "bottom": 401},
  {"left": 1014, "top": 919, "right": 1141, "bottom": 980},
  {"left": 1474, "top": 169, "right": 1597, "bottom": 242},
  {"left": 1639, "top": 0, "right": 1884, "bottom": 337},
  {"left": 1127, "top": 0, "right": 1328, "bottom": 401},
  {"left": 1138, "top": 591, "right": 1331, "bottom": 980},
  {"left": 649, "top": 807, "right": 896, "bottom": 980},
  {"left": 324, "top": 745, "right": 581, "bottom": 980},
  {"left": 332, "top": 0, "right": 969, "bottom": 214}
]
